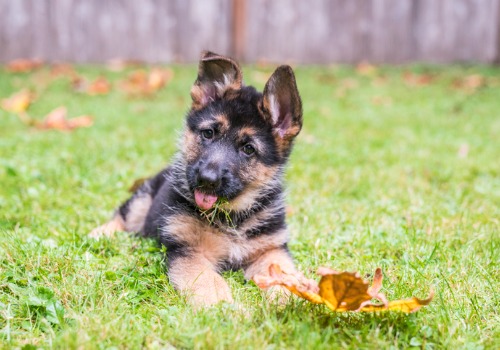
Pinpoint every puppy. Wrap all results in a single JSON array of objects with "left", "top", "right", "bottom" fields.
[{"left": 91, "top": 51, "right": 303, "bottom": 307}]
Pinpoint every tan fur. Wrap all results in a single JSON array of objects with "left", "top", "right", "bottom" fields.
[
  {"left": 164, "top": 214, "right": 289, "bottom": 265},
  {"left": 237, "top": 126, "right": 258, "bottom": 139},
  {"left": 168, "top": 254, "right": 233, "bottom": 308},
  {"left": 273, "top": 126, "right": 301, "bottom": 156},
  {"left": 215, "top": 114, "right": 230, "bottom": 134},
  {"left": 164, "top": 214, "right": 292, "bottom": 306},
  {"left": 123, "top": 195, "right": 152, "bottom": 232},
  {"left": 221, "top": 164, "right": 279, "bottom": 212},
  {"left": 190, "top": 85, "right": 207, "bottom": 111},
  {"left": 183, "top": 129, "right": 200, "bottom": 163},
  {"left": 244, "top": 248, "right": 296, "bottom": 304},
  {"left": 89, "top": 214, "right": 125, "bottom": 239}
]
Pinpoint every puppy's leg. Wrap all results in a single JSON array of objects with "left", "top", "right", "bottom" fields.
[
  {"left": 89, "top": 170, "right": 167, "bottom": 238},
  {"left": 244, "top": 246, "right": 296, "bottom": 304},
  {"left": 168, "top": 254, "right": 233, "bottom": 308},
  {"left": 89, "top": 212, "right": 126, "bottom": 239}
]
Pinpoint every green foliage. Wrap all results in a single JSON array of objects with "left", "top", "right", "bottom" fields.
[{"left": 0, "top": 64, "right": 499, "bottom": 349}]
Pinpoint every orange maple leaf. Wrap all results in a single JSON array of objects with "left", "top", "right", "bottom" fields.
[
  {"left": 403, "top": 72, "right": 434, "bottom": 87},
  {"left": 1, "top": 89, "right": 35, "bottom": 114},
  {"left": 71, "top": 76, "right": 112, "bottom": 95},
  {"left": 119, "top": 68, "right": 173, "bottom": 96},
  {"left": 452, "top": 74, "right": 485, "bottom": 93},
  {"left": 36, "top": 106, "right": 93, "bottom": 131},
  {"left": 253, "top": 264, "right": 433, "bottom": 313},
  {"left": 6, "top": 59, "right": 43, "bottom": 73}
]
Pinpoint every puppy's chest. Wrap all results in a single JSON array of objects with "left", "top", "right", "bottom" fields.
[{"left": 164, "top": 214, "right": 255, "bottom": 264}]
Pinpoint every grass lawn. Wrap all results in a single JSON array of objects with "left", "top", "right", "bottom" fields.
[{"left": 0, "top": 62, "right": 499, "bottom": 349}]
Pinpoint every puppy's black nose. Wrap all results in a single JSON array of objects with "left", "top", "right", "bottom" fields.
[{"left": 197, "top": 168, "right": 220, "bottom": 191}]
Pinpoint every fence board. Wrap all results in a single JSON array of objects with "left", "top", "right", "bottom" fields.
[{"left": 0, "top": 0, "right": 499, "bottom": 63}]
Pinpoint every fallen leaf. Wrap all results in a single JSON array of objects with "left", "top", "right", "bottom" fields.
[
  {"left": 1, "top": 89, "right": 34, "bottom": 114},
  {"left": 403, "top": 72, "right": 434, "bottom": 87},
  {"left": 356, "top": 62, "right": 378, "bottom": 77},
  {"left": 119, "top": 68, "right": 173, "bottom": 96},
  {"left": 71, "top": 76, "right": 112, "bottom": 95},
  {"left": 6, "top": 59, "right": 43, "bottom": 73},
  {"left": 36, "top": 106, "right": 93, "bottom": 131},
  {"left": 452, "top": 74, "right": 485, "bottom": 93},
  {"left": 148, "top": 68, "right": 172, "bottom": 90},
  {"left": 50, "top": 64, "right": 78, "bottom": 78},
  {"left": 359, "top": 291, "right": 434, "bottom": 313},
  {"left": 87, "top": 77, "right": 112, "bottom": 95},
  {"left": 253, "top": 265, "right": 433, "bottom": 313},
  {"left": 317, "top": 268, "right": 381, "bottom": 311}
]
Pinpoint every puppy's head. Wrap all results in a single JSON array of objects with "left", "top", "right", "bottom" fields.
[{"left": 183, "top": 51, "right": 302, "bottom": 211}]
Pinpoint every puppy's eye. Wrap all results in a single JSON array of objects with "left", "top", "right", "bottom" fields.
[
  {"left": 242, "top": 144, "right": 255, "bottom": 155},
  {"left": 201, "top": 129, "right": 214, "bottom": 139}
]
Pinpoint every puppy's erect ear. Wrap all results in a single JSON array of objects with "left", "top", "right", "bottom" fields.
[
  {"left": 190, "top": 51, "right": 243, "bottom": 110},
  {"left": 262, "top": 65, "right": 303, "bottom": 140}
]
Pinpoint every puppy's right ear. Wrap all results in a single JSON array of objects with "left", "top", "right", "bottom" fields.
[{"left": 190, "top": 51, "right": 243, "bottom": 110}]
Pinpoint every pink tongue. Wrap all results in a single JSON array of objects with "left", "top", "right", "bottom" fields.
[{"left": 194, "top": 190, "right": 218, "bottom": 210}]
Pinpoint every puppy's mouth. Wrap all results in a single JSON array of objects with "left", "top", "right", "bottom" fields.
[{"left": 194, "top": 189, "right": 218, "bottom": 210}]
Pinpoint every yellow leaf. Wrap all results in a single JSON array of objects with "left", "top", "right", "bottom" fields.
[
  {"left": 1, "top": 89, "right": 34, "bottom": 114},
  {"left": 253, "top": 265, "right": 433, "bottom": 313},
  {"left": 37, "top": 106, "right": 94, "bottom": 131},
  {"left": 318, "top": 271, "right": 373, "bottom": 311},
  {"left": 6, "top": 59, "right": 43, "bottom": 73},
  {"left": 119, "top": 68, "right": 173, "bottom": 96}
]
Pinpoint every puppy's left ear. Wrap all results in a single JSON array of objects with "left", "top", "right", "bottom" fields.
[
  {"left": 191, "top": 51, "right": 243, "bottom": 110},
  {"left": 262, "top": 65, "right": 303, "bottom": 140}
]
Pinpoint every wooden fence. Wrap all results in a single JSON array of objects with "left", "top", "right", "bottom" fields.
[{"left": 1, "top": 0, "right": 500, "bottom": 64}]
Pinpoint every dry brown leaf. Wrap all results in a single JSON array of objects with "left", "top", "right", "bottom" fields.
[
  {"left": 119, "top": 68, "right": 173, "bottom": 96},
  {"left": 71, "top": 76, "right": 112, "bottom": 95},
  {"left": 37, "top": 106, "right": 93, "bottom": 131},
  {"left": 403, "top": 72, "right": 434, "bottom": 87},
  {"left": 50, "top": 64, "right": 78, "bottom": 78},
  {"left": 6, "top": 59, "right": 43, "bottom": 73},
  {"left": 359, "top": 291, "right": 434, "bottom": 313},
  {"left": 87, "top": 77, "right": 112, "bottom": 95},
  {"left": 317, "top": 269, "right": 375, "bottom": 311},
  {"left": 253, "top": 265, "right": 433, "bottom": 313},
  {"left": 452, "top": 74, "right": 485, "bottom": 93},
  {"left": 148, "top": 68, "right": 172, "bottom": 90},
  {"left": 356, "top": 62, "right": 378, "bottom": 76},
  {"left": 1, "top": 89, "right": 35, "bottom": 114}
]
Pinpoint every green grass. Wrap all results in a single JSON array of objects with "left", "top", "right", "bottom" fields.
[{"left": 0, "top": 63, "right": 499, "bottom": 349}]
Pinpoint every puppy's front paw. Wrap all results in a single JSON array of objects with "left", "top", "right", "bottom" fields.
[
  {"left": 188, "top": 281, "right": 234, "bottom": 309},
  {"left": 88, "top": 216, "right": 125, "bottom": 239},
  {"left": 265, "top": 285, "right": 292, "bottom": 305}
]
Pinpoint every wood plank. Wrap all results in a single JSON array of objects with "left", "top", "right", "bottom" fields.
[{"left": 0, "top": 0, "right": 499, "bottom": 63}]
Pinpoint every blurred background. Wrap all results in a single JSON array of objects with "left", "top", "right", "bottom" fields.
[{"left": 1, "top": 0, "right": 499, "bottom": 64}]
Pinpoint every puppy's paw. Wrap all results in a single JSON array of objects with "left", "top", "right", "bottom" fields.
[
  {"left": 188, "top": 284, "right": 234, "bottom": 309},
  {"left": 265, "top": 285, "right": 292, "bottom": 305},
  {"left": 88, "top": 216, "right": 125, "bottom": 239}
]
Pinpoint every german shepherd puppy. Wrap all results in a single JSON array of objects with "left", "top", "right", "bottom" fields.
[{"left": 90, "top": 51, "right": 303, "bottom": 307}]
